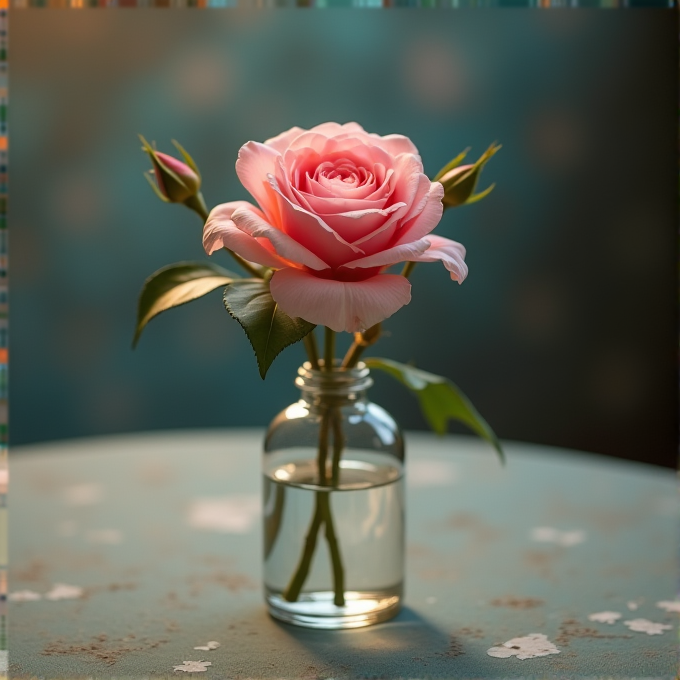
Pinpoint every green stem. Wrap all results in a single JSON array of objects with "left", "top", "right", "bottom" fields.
[
  {"left": 282, "top": 407, "right": 330, "bottom": 602},
  {"left": 183, "top": 192, "right": 209, "bottom": 221},
  {"left": 317, "top": 406, "right": 330, "bottom": 485},
  {"left": 341, "top": 342, "right": 366, "bottom": 370},
  {"left": 319, "top": 493, "right": 345, "bottom": 606},
  {"left": 227, "top": 251, "right": 266, "bottom": 279},
  {"left": 330, "top": 406, "right": 344, "bottom": 486},
  {"left": 324, "top": 327, "right": 336, "bottom": 372},
  {"left": 303, "top": 331, "right": 321, "bottom": 371},
  {"left": 325, "top": 405, "right": 346, "bottom": 606},
  {"left": 281, "top": 496, "right": 324, "bottom": 602},
  {"left": 281, "top": 403, "right": 347, "bottom": 607},
  {"left": 401, "top": 261, "right": 416, "bottom": 279}
]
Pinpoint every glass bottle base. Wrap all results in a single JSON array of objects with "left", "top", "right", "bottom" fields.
[{"left": 265, "top": 585, "right": 402, "bottom": 629}]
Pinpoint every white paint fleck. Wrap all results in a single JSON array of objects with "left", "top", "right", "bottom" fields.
[
  {"left": 44, "top": 583, "right": 84, "bottom": 600},
  {"left": 193, "top": 641, "right": 220, "bottom": 651},
  {"left": 627, "top": 600, "right": 640, "bottom": 611},
  {"left": 408, "top": 460, "right": 457, "bottom": 488},
  {"left": 557, "top": 530, "right": 586, "bottom": 546},
  {"left": 85, "top": 529, "right": 123, "bottom": 545},
  {"left": 187, "top": 495, "right": 260, "bottom": 534},
  {"left": 657, "top": 600, "right": 680, "bottom": 613},
  {"left": 8, "top": 590, "right": 42, "bottom": 602},
  {"left": 530, "top": 526, "right": 586, "bottom": 546},
  {"left": 173, "top": 660, "right": 212, "bottom": 672},
  {"left": 624, "top": 618, "right": 673, "bottom": 635},
  {"left": 63, "top": 483, "right": 104, "bottom": 507},
  {"left": 588, "top": 611, "right": 621, "bottom": 624},
  {"left": 487, "top": 633, "right": 560, "bottom": 660}
]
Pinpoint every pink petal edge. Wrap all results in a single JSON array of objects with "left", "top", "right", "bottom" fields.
[
  {"left": 270, "top": 268, "right": 411, "bottom": 333},
  {"left": 203, "top": 202, "right": 288, "bottom": 269},
  {"left": 230, "top": 208, "right": 329, "bottom": 271}
]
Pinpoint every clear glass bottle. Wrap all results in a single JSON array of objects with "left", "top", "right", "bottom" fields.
[{"left": 263, "top": 361, "right": 405, "bottom": 629}]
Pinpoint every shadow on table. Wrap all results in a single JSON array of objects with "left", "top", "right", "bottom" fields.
[{"left": 270, "top": 605, "right": 454, "bottom": 676}]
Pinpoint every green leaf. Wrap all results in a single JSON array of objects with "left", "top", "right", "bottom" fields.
[
  {"left": 364, "top": 357, "right": 504, "bottom": 464},
  {"left": 134, "top": 261, "right": 238, "bottom": 348},
  {"left": 223, "top": 280, "right": 316, "bottom": 379}
]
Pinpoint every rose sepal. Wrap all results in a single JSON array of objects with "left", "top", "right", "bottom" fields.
[
  {"left": 134, "top": 261, "right": 239, "bottom": 348},
  {"left": 437, "top": 142, "right": 501, "bottom": 210},
  {"left": 169, "top": 138, "right": 201, "bottom": 179},
  {"left": 433, "top": 147, "right": 470, "bottom": 183},
  {"left": 364, "top": 357, "right": 504, "bottom": 464},
  {"left": 139, "top": 135, "right": 203, "bottom": 208},
  {"left": 223, "top": 279, "right": 316, "bottom": 380}
]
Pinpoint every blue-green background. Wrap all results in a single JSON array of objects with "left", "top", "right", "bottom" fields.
[{"left": 11, "top": 9, "right": 677, "bottom": 466}]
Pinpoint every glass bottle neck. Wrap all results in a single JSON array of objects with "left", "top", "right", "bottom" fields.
[{"left": 296, "top": 361, "right": 373, "bottom": 405}]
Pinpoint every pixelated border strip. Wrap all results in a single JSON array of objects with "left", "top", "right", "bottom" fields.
[
  {"left": 0, "top": 0, "right": 6, "bottom": 668},
  {"left": 0, "top": 1, "right": 675, "bottom": 678},
  {"left": 8, "top": 0, "right": 679, "bottom": 7}
]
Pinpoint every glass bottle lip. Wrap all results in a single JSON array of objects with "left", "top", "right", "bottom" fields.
[{"left": 295, "top": 360, "right": 373, "bottom": 395}]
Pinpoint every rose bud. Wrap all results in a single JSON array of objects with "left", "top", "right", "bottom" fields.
[
  {"left": 436, "top": 142, "right": 501, "bottom": 209},
  {"left": 139, "top": 136, "right": 208, "bottom": 217}
]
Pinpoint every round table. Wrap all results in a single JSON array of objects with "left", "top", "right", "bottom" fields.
[{"left": 8, "top": 430, "right": 678, "bottom": 677}]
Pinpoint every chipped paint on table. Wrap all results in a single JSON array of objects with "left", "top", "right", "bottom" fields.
[{"left": 9, "top": 430, "right": 678, "bottom": 678}]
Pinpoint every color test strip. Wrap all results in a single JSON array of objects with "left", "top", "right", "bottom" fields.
[
  {"left": 8, "top": 0, "right": 678, "bottom": 7},
  {"left": 0, "top": 0, "right": 6, "bottom": 672}
]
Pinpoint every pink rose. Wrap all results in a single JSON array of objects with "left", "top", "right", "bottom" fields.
[{"left": 203, "top": 122, "right": 467, "bottom": 333}]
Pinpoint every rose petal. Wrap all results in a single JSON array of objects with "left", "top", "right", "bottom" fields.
[
  {"left": 270, "top": 268, "right": 411, "bottom": 333},
  {"left": 230, "top": 208, "right": 329, "bottom": 271},
  {"left": 268, "top": 174, "right": 363, "bottom": 268},
  {"left": 203, "top": 202, "right": 289, "bottom": 269},
  {"left": 395, "top": 181, "right": 445, "bottom": 244},
  {"left": 293, "top": 187, "right": 387, "bottom": 216},
  {"left": 367, "top": 132, "right": 419, "bottom": 157},
  {"left": 411, "top": 234, "right": 468, "bottom": 282},
  {"left": 264, "top": 126, "right": 306, "bottom": 153},
  {"left": 321, "top": 204, "right": 406, "bottom": 244},
  {"left": 343, "top": 238, "right": 431, "bottom": 269},
  {"left": 351, "top": 157, "right": 428, "bottom": 251},
  {"left": 344, "top": 234, "right": 466, "bottom": 282},
  {"left": 235, "top": 142, "right": 283, "bottom": 222},
  {"left": 307, "top": 121, "right": 365, "bottom": 138}
]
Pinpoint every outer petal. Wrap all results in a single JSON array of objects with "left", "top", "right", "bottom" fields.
[
  {"left": 264, "top": 126, "right": 305, "bottom": 153},
  {"left": 203, "top": 202, "right": 289, "bottom": 269},
  {"left": 368, "top": 133, "right": 420, "bottom": 157},
  {"left": 395, "top": 181, "right": 445, "bottom": 244},
  {"left": 308, "top": 122, "right": 365, "bottom": 137},
  {"left": 343, "top": 238, "right": 431, "bottom": 269},
  {"left": 235, "top": 142, "right": 282, "bottom": 223},
  {"left": 270, "top": 268, "right": 411, "bottom": 333},
  {"left": 344, "top": 234, "right": 467, "bottom": 283},
  {"left": 231, "top": 208, "right": 329, "bottom": 271},
  {"left": 411, "top": 234, "right": 468, "bottom": 282}
]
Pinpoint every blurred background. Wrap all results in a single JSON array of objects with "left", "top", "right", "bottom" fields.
[{"left": 10, "top": 9, "right": 676, "bottom": 467}]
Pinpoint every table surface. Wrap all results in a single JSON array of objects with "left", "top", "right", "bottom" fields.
[{"left": 8, "top": 429, "right": 678, "bottom": 679}]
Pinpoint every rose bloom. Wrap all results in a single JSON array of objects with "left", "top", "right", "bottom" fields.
[{"left": 203, "top": 122, "right": 467, "bottom": 333}]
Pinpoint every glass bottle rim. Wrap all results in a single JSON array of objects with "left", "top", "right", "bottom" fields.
[{"left": 295, "top": 360, "right": 373, "bottom": 395}]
